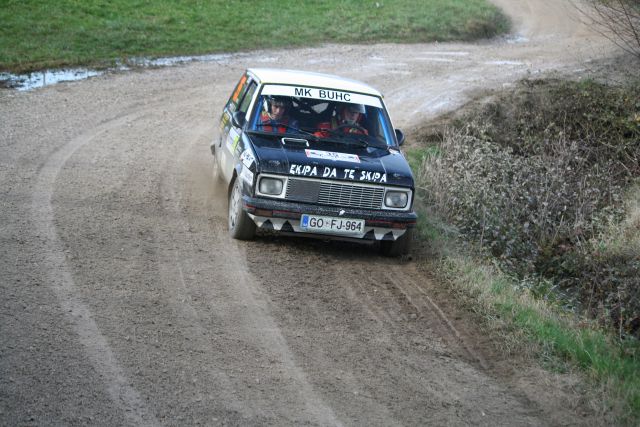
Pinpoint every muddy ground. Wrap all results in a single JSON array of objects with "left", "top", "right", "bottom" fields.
[{"left": 0, "top": 1, "right": 623, "bottom": 425}]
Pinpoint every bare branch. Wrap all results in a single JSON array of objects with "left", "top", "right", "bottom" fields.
[{"left": 576, "top": 0, "right": 640, "bottom": 59}]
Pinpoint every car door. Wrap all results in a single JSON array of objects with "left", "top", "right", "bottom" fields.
[{"left": 218, "top": 74, "right": 258, "bottom": 183}]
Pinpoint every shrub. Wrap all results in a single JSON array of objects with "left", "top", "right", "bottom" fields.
[{"left": 418, "top": 79, "right": 640, "bottom": 336}]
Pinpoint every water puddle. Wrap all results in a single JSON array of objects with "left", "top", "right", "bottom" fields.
[
  {"left": 505, "top": 34, "right": 529, "bottom": 44},
  {"left": 127, "top": 52, "right": 232, "bottom": 68},
  {"left": 0, "top": 69, "right": 103, "bottom": 91},
  {"left": 484, "top": 60, "right": 525, "bottom": 66},
  {"left": 0, "top": 53, "right": 234, "bottom": 91}
]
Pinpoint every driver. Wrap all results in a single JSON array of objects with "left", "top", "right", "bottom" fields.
[
  {"left": 314, "top": 103, "right": 368, "bottom": 138},
  {"left": 259, "top": 96, "right": 298, "bottom": 133}
]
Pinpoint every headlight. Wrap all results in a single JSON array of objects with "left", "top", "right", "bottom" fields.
[
  {"left": 384, "top": 191, "right": 408, "bottom": 208},
  {"left": 259, "top": 177, "right": 284, "bottom": 195}
]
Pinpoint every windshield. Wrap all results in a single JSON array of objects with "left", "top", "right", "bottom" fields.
[{"left": 249, "top": 87, "right": 396, "bottom": 148}]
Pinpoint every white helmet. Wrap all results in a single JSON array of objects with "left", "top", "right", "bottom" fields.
[
  {"left": 344, "top": 103, "right": 365, "bottom": 114},
  {"left": 340, "top": 103, "right": 365, "bottom": 124}
]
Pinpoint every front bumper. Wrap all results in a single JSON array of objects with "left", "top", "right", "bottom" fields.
[{"left": 243, "top": 195, "right": 417, "bottom": 241}]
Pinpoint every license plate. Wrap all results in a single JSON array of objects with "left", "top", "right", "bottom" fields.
[{"left": 300, "top": 214, "right": 364, "bottom": 236}]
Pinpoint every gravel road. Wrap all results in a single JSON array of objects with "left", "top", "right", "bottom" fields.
[{"left": 1, "top": 1, "right": 618, "bottom": 425}]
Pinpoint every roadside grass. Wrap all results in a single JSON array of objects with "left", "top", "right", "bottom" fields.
[
  {"left": 407, "top": 76, "right": 640, "bottom": 424},
  {"left": 0, "top": 0, "right": 508, "bottom": 73},
  {"left": 432, "top": 244, "right": 640, "bottom": 423}
]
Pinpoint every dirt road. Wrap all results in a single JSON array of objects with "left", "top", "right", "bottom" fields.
[{"left": 0, "top": 1, "right": 618, "bottom": 425}]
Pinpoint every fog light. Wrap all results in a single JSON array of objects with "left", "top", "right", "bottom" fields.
[
  {"left": 385, "top": 191, "right": 408, "bottom": 208},
  {"left": 259, "top": 177, "right": 283, "bottom": 195}
]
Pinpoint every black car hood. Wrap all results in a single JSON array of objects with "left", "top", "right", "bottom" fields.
[{"left": 247, "top": 133, "right": 414, "bottom": 188}]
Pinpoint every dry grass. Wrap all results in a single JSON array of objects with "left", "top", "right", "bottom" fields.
[{"left": 596, "top": 184, "right": 640, "bottom": 257}]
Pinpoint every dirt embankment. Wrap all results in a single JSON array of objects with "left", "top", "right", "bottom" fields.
[{"left": 0, "top": 1, "right": 620, "bottom": 425}]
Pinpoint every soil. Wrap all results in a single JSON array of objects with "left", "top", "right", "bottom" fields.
[{"left": 0, "top": 1, "right": 624, "bottom": 425}]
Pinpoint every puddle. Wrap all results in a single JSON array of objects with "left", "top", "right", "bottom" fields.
[
  {"left": 0, "top": 69, "right": 103, "bottom": 91},
  {"left": 505, "top": 34, "right": 529, "bottom": 44},
  {"left": 415, "top": 57, "right": 457, "bottom": 63},
  {"left": 0, "top": 53, "right": 234, "bottom": 91},
  {"left": 484, "top": 60, "right": 525, "bottom": 66},
  {"left": 418, "top": 51, "right": 470, "bottom": 56},
  {"left": 125, "top": 52, "right": 232, "bottom": 68}
]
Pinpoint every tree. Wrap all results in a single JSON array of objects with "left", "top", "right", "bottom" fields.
[{"left": 580, "top": 0, "right": 640, "bottom": 59}]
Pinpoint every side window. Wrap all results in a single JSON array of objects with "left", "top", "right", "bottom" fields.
[
  {"left": 238, "top": 82, "right": 257, "bottom": 115},
  {"left": 226, "top": 74, "right": 248, "bottom": 113}
]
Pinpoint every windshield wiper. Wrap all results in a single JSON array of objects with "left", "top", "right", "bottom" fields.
[{"left": 340, "top": 138, "right": 369, "bottom": 148}]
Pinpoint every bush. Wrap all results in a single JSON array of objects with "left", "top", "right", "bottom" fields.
[{"left": 418, "top": 79, "right": 640, "bottom": 336}]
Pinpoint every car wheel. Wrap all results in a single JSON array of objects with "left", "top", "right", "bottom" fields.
[
  {"left": 228, "top": 177, "right": 256, "bottom": 240},
  {"left": 380, "top": 228, "right": 413, "bottom": 257}
]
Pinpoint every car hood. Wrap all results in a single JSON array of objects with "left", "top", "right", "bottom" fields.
[{"left": 247, "top": 134, "right": 414, "bottom": 188}]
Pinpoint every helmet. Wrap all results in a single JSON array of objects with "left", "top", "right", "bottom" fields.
[
  {"left": 344, "top": 103, "right": 366, "bottom": 114},
  {"left": 339, "top": 103, "right": 365, "bottom": 124},
  {"left": 265, "top": 95, "right": 291, "bottom": 112}
]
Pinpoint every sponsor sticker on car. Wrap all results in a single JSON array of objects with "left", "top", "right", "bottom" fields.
[{"left": 305, "top": 149, "right": 360, "bottom": 163}]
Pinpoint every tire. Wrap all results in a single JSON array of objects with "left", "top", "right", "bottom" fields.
[
  {"left": 228, "top": 177, "right": 256, "bottom": 240},
  {"left": 380, "top": 228, "right": 413, "bottom": 257}
]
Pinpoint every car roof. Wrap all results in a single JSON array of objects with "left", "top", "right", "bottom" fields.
[{"left": 247, "top": 68, "right": 383, "bottom": 98}]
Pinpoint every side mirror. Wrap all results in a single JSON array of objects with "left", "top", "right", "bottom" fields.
[
  {"left": 395, "top": 129, "right": 405, "bottom": 146},
  {"left": 231, "top": 111, "right": 246, "bottom": 128}
]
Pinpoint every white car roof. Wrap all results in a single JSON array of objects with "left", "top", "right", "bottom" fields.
[{"left": 247, "top": 68, "right": 383, "bottom": 98}]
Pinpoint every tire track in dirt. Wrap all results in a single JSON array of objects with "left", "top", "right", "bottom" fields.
[
  {"left": 338, "top": 256, "right": 482, "bottom": 372},
  {"left": 30, "top": 81, "right": 341, "bottom": 424},
  {"left": 158, "top": 103, "right": 342, "bottom": 425},
  {"left": 135, "top": 102, "right": 248, "bottom": 418},
  {"left": 31, "top": 111, "right": 160, "bottom": 427},
  {"left": 240, "top": 238, "right": 547, "bottom": 425},
  {"left": 384, "top": 264, "right": 489, "bottom": 370},
  {"left": 242, "top": 241, "right": 411, "bottom": 425}
]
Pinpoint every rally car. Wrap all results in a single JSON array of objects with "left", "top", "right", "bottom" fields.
[{"left": 211, "top": 68, "right": 417, "bottom": 255}]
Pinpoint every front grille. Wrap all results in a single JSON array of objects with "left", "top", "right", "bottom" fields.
[
  {"left": 286, "top": 178, "right": 321, "bottom": 203},
  {"left": 285, "top": 178, "right": 384, "bottom": 210}
]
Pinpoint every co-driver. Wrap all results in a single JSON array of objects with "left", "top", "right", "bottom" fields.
[{"left": 314, "top": 103, "right": 368, "bottom": 138}]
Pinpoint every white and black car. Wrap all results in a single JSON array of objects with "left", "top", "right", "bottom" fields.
[{"left": 212, "top": 68, "right": 417, "bottom": 255}]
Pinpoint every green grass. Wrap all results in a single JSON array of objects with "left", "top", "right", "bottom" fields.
[
  {"left": 0, "top": 0, "right": 509, "bottom": 73},
  {"left": 406, "top": 145, "right": 441, "bottom": 172}
]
